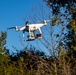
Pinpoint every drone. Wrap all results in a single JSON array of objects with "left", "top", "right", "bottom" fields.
[{"left": 7, "top": 20, "right": 50, "bottom": 41}]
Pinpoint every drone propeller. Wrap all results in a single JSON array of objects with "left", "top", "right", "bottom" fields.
[
  {"left": 7, "top": 26, "right": 19, "bottom": 31},
  {"left": 25, "top": 20, "right": 30, "bottom": 25},
  {"left": 7, "top": 27, "right": 16, "bottom": 29},
  {"left": 45, "top": 20, "right": 51, "bottom": 22},
  {"left": 38, "top": 20, "right": 51, "bottom": 22}
]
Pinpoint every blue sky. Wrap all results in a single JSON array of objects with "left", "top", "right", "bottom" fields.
[
  {"left": 0, "top": 0, "right": 68, "bottom": 56},
  {"left": 0, "top": 0, "right": 50, "bottom": 54},
  {"left": 0, "top": 0, "right": 40, "bottom": 30}
]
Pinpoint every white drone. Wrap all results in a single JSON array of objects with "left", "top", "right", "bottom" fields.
[{"left": 7, "top": 20, "right": 50, "bottom": 41}]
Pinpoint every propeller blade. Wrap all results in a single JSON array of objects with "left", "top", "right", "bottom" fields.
[
  {"left": 46, "top": 20, "right": 51, "bottom": 22},
  {"left": 38, "top": 20, "right": 51, "bottom": 22},
  {"left": 25, "top": 20, "right": 30, "bottom": 25},
  {"left": 7, "top": 27, "right": 16, "bottom": 29}
]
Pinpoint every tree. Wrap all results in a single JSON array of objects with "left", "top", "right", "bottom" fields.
[
  {"left": 43, "top": 0, "right": 76, "bottom": 14},
  {"left": 42, "top": 0, "right": 76, "bottom": 75},
  {"left": 0, "top": 31, "right": 7, "bottom": 53},
  {"left": 0, "top": 31, "right": 10, "bottom": 75}
]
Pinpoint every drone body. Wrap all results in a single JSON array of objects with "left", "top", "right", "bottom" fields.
[{"left": 7, "top": 20, "right": 50, "bottom": 41}]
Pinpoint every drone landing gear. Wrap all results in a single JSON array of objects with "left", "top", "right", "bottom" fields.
[{"left": 26, "top": 39, "right": 35, "bottom": 41}]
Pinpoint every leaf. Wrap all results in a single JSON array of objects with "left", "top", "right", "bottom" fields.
[{"left": 52, "top": 17, "right": 59, "bottom": 26}]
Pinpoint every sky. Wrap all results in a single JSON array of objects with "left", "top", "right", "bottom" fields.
[
  {"left": 0, "top": 0, "right": 69, "bottom": 55},
  {"left": 0, "top": 0, "right": 50, "bottom": 54},
  {"left": 0, "top": 0, "right": 70, "bottom": 56},
  {"left": 0, "top": 0, "right": 40, "bottom": 30}
]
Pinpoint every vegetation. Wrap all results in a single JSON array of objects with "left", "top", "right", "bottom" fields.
[{"left": 0, "top": 30, "right": 76, "bottom": 75}]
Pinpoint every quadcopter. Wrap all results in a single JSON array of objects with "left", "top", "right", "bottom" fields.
[{"left": 7, "top": 20, "right": 50, "bottom": 41}]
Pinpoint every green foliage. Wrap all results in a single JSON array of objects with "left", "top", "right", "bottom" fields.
[
  {"left": 0, "top": 31, "right": 10, "bottom": 75},
  {"left": 0, "top": 31, "right": 75, "bottom": 75},
  {"left": 0, "top": 31, "right": 6, "bottom": 52},
  {"left": 8, "top": 50, "right": 52, "bottom": 75},
  {"left": 42, "top": 0, "right": 76, "bottom": 74},
  {"left": 52, "top": 17, "right": 59, "bottom": 26},
  {"left": 65, "top": 19, "right": 76, "bottom": 58},
  {"left": 43, "top": 0, "right": 76, "bottom": 14},
  {"left": 44, "top": 0, "right": 76, "bottom": 6}
]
